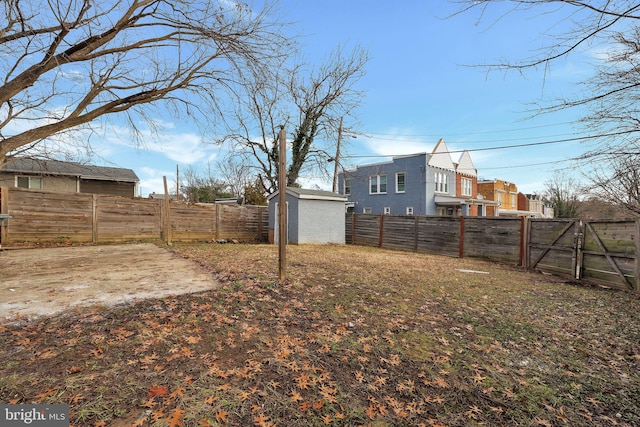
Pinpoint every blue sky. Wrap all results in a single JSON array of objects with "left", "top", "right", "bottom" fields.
[{"left": 93, "top": 1, "right": 597, "bottom": 196}]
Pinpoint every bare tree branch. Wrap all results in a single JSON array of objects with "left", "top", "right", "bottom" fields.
[{"left": 0, "top": 0, "right": 292, "bottom": 166}]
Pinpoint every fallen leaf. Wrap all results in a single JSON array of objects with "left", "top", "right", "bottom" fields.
[{"left": 149, "top": 385, "right": 169, "bottom": 398}]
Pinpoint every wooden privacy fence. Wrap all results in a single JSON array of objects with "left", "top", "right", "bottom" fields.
[
  {"left": 0, "top": 187, "right": 268, "bottom": 245},
  {"left": 347, "top": 213, "right": 640, "bottom": 292}
]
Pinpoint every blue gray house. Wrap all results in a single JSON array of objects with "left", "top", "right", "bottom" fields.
[{"left": 337, "top": 139, "right": 494, "bottom": 216}]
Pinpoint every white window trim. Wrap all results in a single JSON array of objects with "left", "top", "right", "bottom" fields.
[
  {"left": 461, "top": 177, "right": 472, "bottom": 197},
  {"left": 406, "top": 207, "right": 414, "bottom": 215},
  {"left": 369, "top": 174, "right": 387, "bottom": 195},
  {"left": 395, "top": 172, "right": 406, "bottom": 193},
  {"left": 383, "top": 207, "right": 391, "bottom": 215},
  {"left": 435, "top": 172, "right": 449, "bottom": 194},
  {"left": 344, "top": 178, "right": 351, "bottom": 195}
]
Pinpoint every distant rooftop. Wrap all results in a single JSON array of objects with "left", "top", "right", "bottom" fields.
[
  {"left": 1, "top": 158, "right": 139, "bottom": 182},
  {"left": 267, "top": 187, "right": 347, "bottom": 201}
]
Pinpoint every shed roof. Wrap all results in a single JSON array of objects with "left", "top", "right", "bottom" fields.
[
  {"left": 267, "top": 187, "right": 347, "bottom": 202},
  {"left": 1, "top": 158, "right": 139, "bottom": 182}
]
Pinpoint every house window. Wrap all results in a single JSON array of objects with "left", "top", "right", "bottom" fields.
[
  {"left": 384, "top": 207, "right": 391, "bottom": 215},
  {"left": 511, "top": 194, "right": 516, "bottom": 207},
  {"left": 461, "top": 178, "right": 472, "bottom": 197},
  {"left": 497, "top": 193, "right": 503, "bottom": 205},
  {"left": 406, "top": 207, "right": 414, "bottom": 215},
  {"left": 16, "top": 176, "right": 43, "bottom": 189},
  {"left": 396, "top": 173, "right": 405, "bottom": 193},
  {"left": 344, "top": 179, "right": 351, "bottom": 195},
  {"left": 363, "top": 207, "right": 372, "bottom": 214},
  {"left": 369, "top": 175, "right": 387, "bottom": 194},
  {"left": 435, "top": 172, "right": 448, "bottom": 193}
]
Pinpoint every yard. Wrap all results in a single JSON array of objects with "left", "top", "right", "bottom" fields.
[{"left": 1, "top": 243, "right": 639, "bottom": 426}]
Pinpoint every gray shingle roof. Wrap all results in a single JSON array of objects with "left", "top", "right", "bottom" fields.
[
  {"left": 267, "top": 187, "right": 347, "bottom": 201},
  {"left": 1, "top": 158, "right": 139, "bottom": 182}
]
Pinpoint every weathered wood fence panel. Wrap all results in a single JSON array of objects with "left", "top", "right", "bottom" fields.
[
  {"left": 581, "top": 220, "right": 638, "bottom": 291},
  {"left": 464, "top": 217, "right": 522, "bottom": 264},
  {"left": 217, "top": 204, "right": 267, "bottom": 241},
  {"left": 381, "top": 215, "right": 416, "bottom": 251},
  {"left": 97, "top": 195, "right": 161, "bottom": 242},
  {"left": 0, "top": 187, "right": 268, "bottom": 244},
  {"left": 348, "top": 213, "right": 639, "bottom": 292},
  {"left": 4, "top": 189, "right": 93, "bottom": 243},
  {"left": 417, "top": 217, "right": 460, "bottom": 257},
  {"left": 351, "top": 214, "right": 382, "bottom": 247},
  {"left": 170, "top": 202, "right": 216, "bottom": 241}
]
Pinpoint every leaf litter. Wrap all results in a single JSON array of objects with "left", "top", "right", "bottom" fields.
[{"left": 1, "top": 243, "right": 639, "bottom": 426}]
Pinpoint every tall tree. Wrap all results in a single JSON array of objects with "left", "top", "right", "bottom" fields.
[
  {"left": 223, "top": 45, "right": 368, "bottom": 193},
  {"left": 0, "top": 0, "right": 291, "bottom": 167}
]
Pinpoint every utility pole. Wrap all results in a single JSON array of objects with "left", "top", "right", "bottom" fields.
[
  {"left": 278, "top": 127, "right": 287, "bottom": 285},
  {"left": 332, "top": 117, "right": 343, "bottom": 193}
]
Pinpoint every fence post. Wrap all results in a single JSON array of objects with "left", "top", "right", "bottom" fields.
[
  {"left": 351, "top": 213, "right": 355, "bottom": 245},
  {"left": 519, "top": 216, "right": 528, "bottom": 267},
  {"left": 256, "top": 206, "right": 262, "bottom": 241},
  {"left": 378, "top": 214, "right": 384, "bottom": 248},
  {"left": 0, "top": 187, "right": 8, "bottom": 245},
  {"left": 215, "top": 204, "right": 220, "bottom": 240},
  {"left": 92, "top": 194, "right": 98, "bottom": 243},
  {"left": 459, "top": 216, "right": 465, "bottom": 258},
  {"left": 635, "top": 218, "right": 640, "bottom": 293},
  {"left": 162, "top": 176, "right": 172, "bottom": 245},
  {"left": 414, "top": 215, "right": 419, "bottom": 252}
]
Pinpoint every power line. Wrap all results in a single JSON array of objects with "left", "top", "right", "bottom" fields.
[
  {"left": 365, "top": 132, "right": 578, "bottom": 144},
  {"left": 343, "top": 130, "right": 639, "bottom": 158},
  {"left": 364, "top": 120, "right": 578, "bottom": 138}
]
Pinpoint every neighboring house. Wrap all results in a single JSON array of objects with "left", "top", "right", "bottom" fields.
[
  {"left": 478, "top": 179, "right": 533, "bottom": 217},
  {"left": 517, "top": 193, "right": 554, "bottom": 218},
  {"left": 267, "top": 187, "right": 347, "bottom": 244},
  {"left": 0, "top": 158, "right": 139, "bottom": 197},
  {"left": 338, "top": 139, "right": 496, "bottom": 216}
]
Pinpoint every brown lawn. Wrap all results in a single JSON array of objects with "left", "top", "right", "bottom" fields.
[{"left": 1, "top": 243, "right": 639, "bottom": 426}]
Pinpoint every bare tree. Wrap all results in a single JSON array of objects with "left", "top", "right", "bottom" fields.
[
  {"left": 180, "top": 164, "right": 232, "bottom": 203},
  {"left": 452, "top": 1, "right": 640, "bottom": 159},
  {"left": 223, "top": 45, "right": 368, "bottom": 193},
  {"left": 216, "top": 155, "right": 253, "bottom": 199},
  {"left": 587, "top": 155, "right": 640, "bottom": 215},
  {"left": 454, "top": 1, "right": 640, "bottom": 219},
  {"left": 544, "top": 171, "right": 585, "bottom": 218},
  {"left": 0, "top": 0, "right": 291, "bottom": 167}
]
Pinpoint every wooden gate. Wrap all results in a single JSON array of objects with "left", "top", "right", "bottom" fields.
[
  {"left": 528, "top": 219, "right": 581, "bottom": 279},
  {"left": 528, "top": 218, "right": 639, "bottom": 292}
]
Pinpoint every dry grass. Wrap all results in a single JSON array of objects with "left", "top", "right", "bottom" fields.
[{"left": 1, "top": 243, "right": 640, "bottom": 426}]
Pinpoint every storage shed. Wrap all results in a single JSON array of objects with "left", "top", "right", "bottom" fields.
[{"left": 267, "top": 187, "right": 347, "bottom": 244}]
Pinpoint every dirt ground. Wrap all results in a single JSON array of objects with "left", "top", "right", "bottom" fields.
[{"left": 0, "top": 243, "right": 219, "bottom": 323}]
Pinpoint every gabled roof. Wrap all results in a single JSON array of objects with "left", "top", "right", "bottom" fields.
[
  {"left": 267, "top": 187, "right": 347, "bottom": 202},
  {"left": 428, "top": 138, "right": 455, "bottom": 170},
  {"left": 455, "top": 151, "right": 477, "bottom": 177},
  {"left": 1, "top": 158, "right": 139, "bottom": 182}
]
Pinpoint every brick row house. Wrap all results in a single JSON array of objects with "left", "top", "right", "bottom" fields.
[
  {"left": 338, "top": 139, "right": 553, "bottom": 218},
  {"left": 338, "top": 139, "right": 497, "bottom": 216}
]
